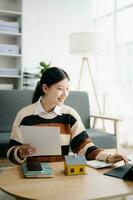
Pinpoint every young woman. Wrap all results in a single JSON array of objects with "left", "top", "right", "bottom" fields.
[{"left": 7, "top": 67, "right": 128, "bottom": 165}]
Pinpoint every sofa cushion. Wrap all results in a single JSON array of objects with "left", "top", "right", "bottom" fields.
[
  {"left": 86, "top": 129, "right": 116, "bottom": 149},
  {"left": 0, "top": 132, "right": 10, "bottom": 157},
  {"left": 65, "top": 91, "right": 90, "bottom": 128},
  {"left": 0, "top": 132, "right": 10, "bottom": 143},
  {"left": 0, "top": 90, "right": 34, "bottom": 132},
  {"left": 0, "top": 90, "right": 34, "bottom": 158},
  {"left": 0, "top": 143, "right": 9, "bottom": 158}
]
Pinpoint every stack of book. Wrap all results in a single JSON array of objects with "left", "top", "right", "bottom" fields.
[
  {"left": 0, "top": 44, "right": 19, "bottom": 54},
  {"left": 0, "top": 20, "right": 19, "bottom": 33},
  {"left": 21, "top": 162, "right": 54, "bottom": 178},
  {"left": 23, "top": 72, "right": 39, "bottom": 89},
  {"left": 0, "top": 84, "right": 13, "bottom": 90},
  {"left": 0, "top": 68, "right": 19, "bottom": 76}
]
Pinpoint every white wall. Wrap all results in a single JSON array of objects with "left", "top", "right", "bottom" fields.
[{"left": 22, "top": 0, "right": 92, "bottom": 89}]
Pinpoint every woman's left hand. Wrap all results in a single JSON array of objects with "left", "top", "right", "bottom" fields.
[{"left": 106, "top": 154, "right": 129, "bottom": 165}]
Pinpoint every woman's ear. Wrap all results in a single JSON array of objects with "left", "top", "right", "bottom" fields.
[{"left": 42, "top": 84, "right": 48, "bottom": 93}]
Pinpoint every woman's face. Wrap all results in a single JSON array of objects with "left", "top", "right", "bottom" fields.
[{"left": 42, "top": 78, "right": 70, "bottom": 106}]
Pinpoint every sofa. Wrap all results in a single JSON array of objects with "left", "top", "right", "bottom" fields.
[{"left": 0, "top": 90, "right": 117, "bottom": 158}]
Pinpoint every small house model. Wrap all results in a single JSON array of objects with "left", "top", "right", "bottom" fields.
[{"left": 64, "top": 155, "right": 87, "bottom": 175}]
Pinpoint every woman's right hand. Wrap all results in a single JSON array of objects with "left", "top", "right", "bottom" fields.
[{"left": 18, "top": 144, "right": 37, "bottom": 158}]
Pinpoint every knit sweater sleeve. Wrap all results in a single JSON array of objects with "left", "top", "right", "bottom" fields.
[
  {"left": 7, "top": 104, "right": 36, "bottom": 164},
  {"left": 66, "top": 106, "right": 109, "bottom": 162}
]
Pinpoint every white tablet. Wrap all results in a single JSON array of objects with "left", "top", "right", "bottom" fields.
[{"left": 20, "top": 126, "right": 61, "bottom": 156}]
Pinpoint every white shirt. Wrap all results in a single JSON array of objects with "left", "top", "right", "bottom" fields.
[{"left": 34, "top": 97, "right": 62, "bottom": 119}]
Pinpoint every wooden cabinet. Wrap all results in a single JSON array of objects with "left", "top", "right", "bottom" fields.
[{"left": 0, "top": 0, "right": 22, "bottom": 89}]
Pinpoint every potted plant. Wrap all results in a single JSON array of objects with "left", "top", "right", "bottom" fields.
[{"left": 36, "top": 61, "right": 51, "bottom": 78}]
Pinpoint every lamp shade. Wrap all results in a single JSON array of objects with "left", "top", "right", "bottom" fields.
[{"left": 69, "top": 32, "right": 103, "bottom": 55}]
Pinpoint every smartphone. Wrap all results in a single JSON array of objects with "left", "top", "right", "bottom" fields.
[{"left": 27, "top": 163, "right": 43, "bottom": 171}]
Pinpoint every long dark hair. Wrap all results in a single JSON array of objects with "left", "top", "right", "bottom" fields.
[{"left": 32, "top": 67, "right": 70, "bottom": 103}]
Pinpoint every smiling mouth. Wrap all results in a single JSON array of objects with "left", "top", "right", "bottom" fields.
[{"left": 58, "top": 98, "right": 65, "bottom": 102}]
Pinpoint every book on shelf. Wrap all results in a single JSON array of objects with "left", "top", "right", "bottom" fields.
[
  {"left": 0, "top": 20, "right": 19, "bottom": 33},
  {"left": 0, "top": 84, "right": 13, "bottom": 90},
  {"left": 0, "top": 44, "right": 19, "bottom": 54},
  {"left": 23, "top": 72, "right": 37, "bottom": 78},
  {"left": 21, "top": 162, "right": 54, "bottom": 178},
  {"left": 23, "top": 72, "right": 39, "bottom": 89},
  {"left": 0, "top": 68, "right": 19, "bottom": 75}
]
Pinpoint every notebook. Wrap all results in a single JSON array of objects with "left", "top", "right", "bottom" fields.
[
  {"left": 103, "top": 164, "right": 133, "bottom": 180},
  {"left": 20, "top": 126, "right": 61, "bottom": 156},
  {"left": 21, "top": 162, "right": 54, "bottom": 178},
  {"left": 87, "top": 160, "right": 113, "bottom": 169}
]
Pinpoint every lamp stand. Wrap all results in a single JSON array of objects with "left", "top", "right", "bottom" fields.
[{"left": 77, "top": 57, "right": 105, "bottom": 130}]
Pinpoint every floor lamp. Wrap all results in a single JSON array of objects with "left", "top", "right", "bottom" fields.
[{"left": 69, "top": 32, "right": 105, "bottom": 129}]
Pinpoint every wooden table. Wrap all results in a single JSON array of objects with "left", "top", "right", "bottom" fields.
[{"left": 0, "top": 154, "right": 133, "bottom": 200}]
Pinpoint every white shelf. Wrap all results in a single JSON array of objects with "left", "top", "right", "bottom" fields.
[
  {"left": 0, "top": 0, "right": 22, "bottom": 89},
  {"left": 0, "top": 31, "right": 21, "bottom": 36},
  {"left": 0, "top": 53, "right": 21, "bottom": 57},
  {"left": 0, "top": 74, "right": 21, "bottom": 78},
  {"left": 0, "top": 9, "right": 22, "bottom": 17}
]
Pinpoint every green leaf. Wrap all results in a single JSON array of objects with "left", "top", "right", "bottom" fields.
[{"left": 37, "top": 60, "right": 52, "bottom": 77}]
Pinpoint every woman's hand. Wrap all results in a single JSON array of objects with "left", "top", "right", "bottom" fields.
[
  {"left": 106, "top": 154, "right": 129, "bottom": 165},
  {"left": 18, "top": 144, "right": 37, "bottom": 159}
]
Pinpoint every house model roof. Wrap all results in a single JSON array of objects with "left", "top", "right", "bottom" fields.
[{"left": 64, "top": 155, "right": 87, "bottom": 166}]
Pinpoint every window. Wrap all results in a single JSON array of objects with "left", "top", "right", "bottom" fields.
[{"left": 89, "top": 0, "right": 133, "bottom": 147}]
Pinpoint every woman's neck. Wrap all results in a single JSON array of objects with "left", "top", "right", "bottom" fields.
[{"left": 41, "top": 97, "right": 55, "bottom": 113}]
